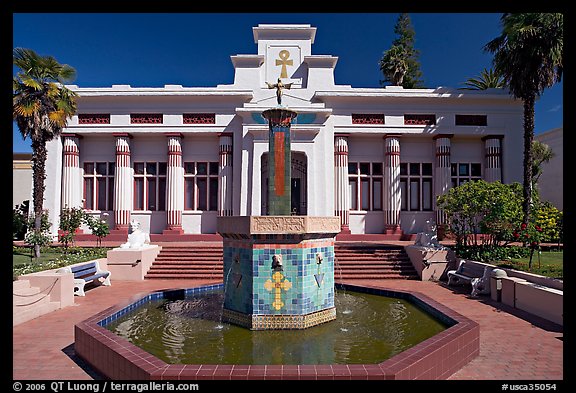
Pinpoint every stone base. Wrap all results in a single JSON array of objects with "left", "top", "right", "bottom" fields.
[
  {"left": 106, "top": 245, "right": 162, "bottom": 280},
  {"left": 222, "top": 307, "right": 336, "bottom": 330}
]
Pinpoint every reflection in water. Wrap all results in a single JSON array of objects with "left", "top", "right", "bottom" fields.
[{"left": 106, "top": 289, "right": 446, "bottom": 365}]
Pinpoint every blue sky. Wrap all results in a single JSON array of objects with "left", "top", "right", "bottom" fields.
[{"left": 13, "top": 13, "right": 563, "bottom": 153}]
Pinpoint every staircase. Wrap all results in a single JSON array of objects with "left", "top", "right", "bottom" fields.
[
  {"left": 13, "top": 279, "right": 60, "bottom": 326},
  {"left": 145, "top": 244, "right": 223, "bottom": 279},
  {"left": 334, "top": 244, "right": 419, "bottom": 280},
  {"left": 145, "top": 242, "right": 418, "bottom": 281}
]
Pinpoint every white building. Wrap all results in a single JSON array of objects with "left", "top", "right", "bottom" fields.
[
  {"left": 44, "top": 24, "right": 524, "bottom": 239},
  {"left": 535, "top": 127, "right": 563, "bottom": 210}
]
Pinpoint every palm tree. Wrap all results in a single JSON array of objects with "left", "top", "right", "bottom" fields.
[
  {"left": 460, "top": 67, "right": 506, "bottom": 90},
  {"left": 13, "top": 48, "right": 78, "bottom": 257},
  {"left": 379, "top": 45, "right": 409, "bottom": 86},
  {"left": 484, "top": 13, "right": 563, "bottom": 226}
]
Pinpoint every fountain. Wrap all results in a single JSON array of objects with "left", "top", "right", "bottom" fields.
[
  {"left": 217, "top": 83, "right": 340, "bottom": 329},
  {"left": 74, "top": 81, "right": 480, "bottom": 380}
]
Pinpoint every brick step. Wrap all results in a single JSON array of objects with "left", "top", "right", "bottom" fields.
[
  {"left": 147, "top": 266, "right": 224, "bottom": 276},
  {"left": 335, "top": 266, "right": 414, "bottom": 271},
  {"left": 158, "top": 246, "right": 222, "bottom": 251},
  {"left": 145, "top": 274, "right": 219, "bottom": 280},
  {"left": 334, "top": 273, "right": 418, "bottom": 281},
  {"left": 156, "top": 254, "right": 223, "bottom": 261},
  {"left": 337, "top": 261, "right": 411, "bottom": 265},
  {"left": 336, "top": 257, "right": 410, "bottom": 261},
  {"left": 336, "top": 251, "right": 406, "bottom": 254},
  {"left": 151, "top": 260, "right": 223, "bottom": 265}
]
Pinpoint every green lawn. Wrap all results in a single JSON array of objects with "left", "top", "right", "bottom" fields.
[
  {"left": 497, "top": 250, "right": 563, "bottom": 279},
  {"left": 13, "top": 246, "right": 109, "bottom": 279}
]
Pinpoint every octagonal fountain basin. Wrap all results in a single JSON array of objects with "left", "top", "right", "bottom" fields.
[{"left": 75, "top": 283, "right": 479, "bottom": 380}]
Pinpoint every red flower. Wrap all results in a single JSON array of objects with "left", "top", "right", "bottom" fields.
[
  {"left": 513, "top": 232, "right": 520, "bottom": 238},
  {"left": 521, "top": 223, "right": 527, "bottom": 230},
  {"left": 531, "top": 241, "right": 538, "bottom": 247},
  {"left": 525, "top": 234, "right": 530, "bottom": 238},
  {"left": 535, "top": 225, "right": 542, "bottom": 232}
]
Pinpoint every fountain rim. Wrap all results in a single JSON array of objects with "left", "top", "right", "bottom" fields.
[{"left": 75, "top": 282, "right": 479, "bottom": 380}]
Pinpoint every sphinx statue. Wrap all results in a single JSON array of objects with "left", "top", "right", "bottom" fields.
[
  {"left": 119, "top": 219, "right": 151, "bottom": 249},
  {"left": 414, "top": 219, "right": 445, "bottom": 249}
]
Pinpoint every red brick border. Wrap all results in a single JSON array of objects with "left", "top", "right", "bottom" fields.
[{"left": 75, "top": 284, "right": 479, "bottom": 380}]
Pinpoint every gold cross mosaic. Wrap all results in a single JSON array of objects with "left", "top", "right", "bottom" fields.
[{"left": 264, "top": 271, "right": 292, "bottom": 310}]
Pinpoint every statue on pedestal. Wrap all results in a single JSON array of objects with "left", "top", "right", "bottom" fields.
[
  {"left": 119, "top": 219, "right": 151, "bottom": 249},
  {"left": 414, "top": 220, "right": 445, "bottom": 249}
]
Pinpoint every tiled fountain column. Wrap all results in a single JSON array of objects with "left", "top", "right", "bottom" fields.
[{"left": 218, "top": 216, "right": 340, "bottom": 330}]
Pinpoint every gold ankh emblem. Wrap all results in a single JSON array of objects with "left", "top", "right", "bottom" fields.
[
  {"left": 264, "top": 271, "right": 292, "bottom": 310},
  {"left": 275, "top": 50, "right": 293, "bottom": 79}
]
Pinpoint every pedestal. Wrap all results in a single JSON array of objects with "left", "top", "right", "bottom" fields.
[
  {"left": 217, "top": 216, "right": 340, "bottom": 330},
  {"left": 106, "top": 245, "right": 162, "bottom": 280}
]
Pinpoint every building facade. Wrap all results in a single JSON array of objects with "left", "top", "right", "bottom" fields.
[
  {"left": 43, "top": 24, "right": 524, "bottom": 239},
  {"left": 13, "top": 153, "right": 33, "bottom": 209},
  {"left": 535, "top": 127, "right": 563, "bottom": 210}
]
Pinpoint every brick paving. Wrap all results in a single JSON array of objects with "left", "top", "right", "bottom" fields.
[{"left": 13, "top": 278, "right": 563, "bottom": 380}]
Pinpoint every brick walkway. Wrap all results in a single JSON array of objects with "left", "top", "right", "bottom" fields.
[{"left": 13, "top": 278, "right": 562, "bottom": 380}]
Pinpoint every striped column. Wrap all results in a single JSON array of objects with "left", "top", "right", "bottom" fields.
[
  {"left": 218, "top": 133, "right": 233, "bottom": 216},
  {"left": 113, "top": 133, "right": 132, "bottom": 231},
  {"left": 165, "top": 133, "right": 184, "bottom": 233},
  {"left": 482, "top": 135, "right": 503, "bottom": 183},
  {"left": 434, "top": 134, "right": 453, "bottom": 225},
  {"left": 334, "top": 135, "right": 350, "bottom": 233},
  {"left": 383, "top": 135, "right": 401, "bottom": 231},
  {"left": 61, "top": 134, "right": 82, "bottom": 209}
]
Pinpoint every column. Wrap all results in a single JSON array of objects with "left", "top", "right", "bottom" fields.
[
  {"left": 383, "top": 135, "right": 401, "bottom": 231},
  {"left": 164, "top": 133, "right": 184, "bottom": 233},
  {"left": 113, "top": 133, "right": 132, "bottom": 232},
  {"left": 334, "top": 134, "right": 350, "bottom": 233},
  {"left": 218, "top": 133, "right": 233, "bottom": 216},
  {"left": 433, "top": 134, "right": 453, "bottom": 226},
  {"left": 482, "top": 135, "right": 503, "bottom": 183},
  {"left": 61, "top": 134, "right": 82, "bottom": 209}
]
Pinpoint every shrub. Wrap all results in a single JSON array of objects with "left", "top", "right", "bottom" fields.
[
  {"left": 454, "top": 244, "right": 530, "bottom": 263},
  {"left": 13, "top": 202, "right": 29, "bottom": 240},
  {"left": 436, "top": 180, "right": 523, "bottom": 247},
  {"left": 533, "top": 202, "right": 562, "bottom": 243}
]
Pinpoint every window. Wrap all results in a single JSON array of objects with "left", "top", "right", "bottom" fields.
[
  {"left": 451, "top": 162, "right": 482, "bottom": 186},
  {"left": 351, "top": 114, "right": 385, "bottom": 124},
  {"left": 130, "top": 113, "right": 163, "bottom": 124},
  {"left": 348, "top": 162, "right": 383, "bottom": 211},
  {"left": 404, "top": 114, "right": 436, "bottom": 125},
  {"left": 455, "top": 114, "right": 487, "bottom": 126},
  {"left": 83, "top": 162, "right": 115, "bottom": 210},
  {"left": 78, "top": 114, "right": 110, "bottom": 124},
  {"left": 133, "top": 162, "right": 166, "bottom": 211},
  {"left": 183, "top": 113, "right": 216, "bottom": 124},
  {"left": 400, "top": 163, "right": 433, "bottom": 211},
  {"left": 184, "top": 161, "right": 219, "bottom": 211}
]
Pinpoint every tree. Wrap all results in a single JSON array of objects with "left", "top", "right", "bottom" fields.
[
  {"left": 379, "top": 13, "right": 424, "bottom": 88},
  {"left": 460, "top": 67, "right": 506, "bottom": 90},
  {"left": 485, "top": 13, "right": 563, "bottom": 226},
  {"left": 13, "top": 48, "right": 78, "bottom": 258},
  {"left": 531, "top": 140, "right": 554, "bottom": 188}
]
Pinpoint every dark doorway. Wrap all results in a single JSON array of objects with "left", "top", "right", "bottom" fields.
[{"left": 291, "top": 178, "right": 301, "bottom": 215}]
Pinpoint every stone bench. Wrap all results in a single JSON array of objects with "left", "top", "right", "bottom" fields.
[
  {"left": 447, "top": 260, "right": 491, "bottom": 296},
  {"left": 57, "top": 260, "right": 111, "bottom": 296}
]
